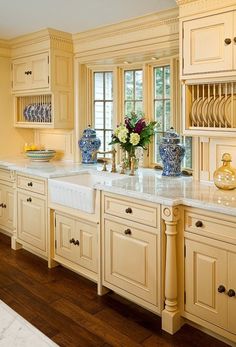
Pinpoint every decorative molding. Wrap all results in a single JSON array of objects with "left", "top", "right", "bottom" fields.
[{"left": 177, "top": 0, "right": 236, "bottom": 18}]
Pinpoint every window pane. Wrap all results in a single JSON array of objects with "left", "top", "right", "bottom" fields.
[
  {"left": 164, "top": 66, "right": 170, "bottom": 99},
  {"left": 105, "top": 102, "right": 113, "bottom": 128},
  {"left": 155, "top": 100, "right": 163, "bottom": 131},
  {"left": 135, "top": 70, "right": 143, "bottom": 100},
  {"left": 182, "top": 137, "right": 192, "bottom": 168},
  {"left": 125, "top": 71, "right": 134, "bottom": 100},
  {"left": 94, "top": 102, "right": 104, "bottom": 129},
  {"left": 125, "top": 101, "right": 134, "bottom": 116},
  {"left": 96, "top": 130, "right": 104, "bottom": 152},
  {"left": 105, "top": 131, "right": 113, "bottom": 152},
  {"left": 164, "top": 100, "right": 171, "bottom": 131},
  {"left": 105, "top": 72, "right": 113, "bottom": 100},
  {"left": 155, "top": 67, "right": 163, "bottom": 99},
  {"left": 135, "top": 101, "right": 143, "bottom": 115},
  {"left": 94, "top": 72, "right": 104, "bottom": 100}
]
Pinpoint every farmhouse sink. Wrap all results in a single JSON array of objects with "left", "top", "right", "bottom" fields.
[{"left": 48, "top": 171, "right": 122, "bottom": 213}]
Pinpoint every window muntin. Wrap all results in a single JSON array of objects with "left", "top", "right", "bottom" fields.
[
  {"left": 93, "top": 71, "right": 113, "bottom": 153},
  {"left": 124, "top": 69, "right": 143, "bottom": 116}
]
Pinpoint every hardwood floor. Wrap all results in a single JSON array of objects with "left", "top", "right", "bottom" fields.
[{"left": 0, "top": 233, "right": 230, "bottom": 347}]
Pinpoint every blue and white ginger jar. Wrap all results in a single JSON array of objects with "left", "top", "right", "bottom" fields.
[
  {"left": 78, "top": 126, "right": 101, "bottom": 164},
  {"left": 159, "top": 127, "right": 185, "bottom": 176}
]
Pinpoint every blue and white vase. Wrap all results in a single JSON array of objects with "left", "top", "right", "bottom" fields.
[
  {"left": 78, "top": 126, "right": 101, "bottom": 164},
  {"left": 159, "top": 127, "right": 185, "bottom": 176}
]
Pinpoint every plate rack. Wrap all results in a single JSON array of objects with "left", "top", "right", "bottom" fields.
[{"left": 184, "top": 81, "right": 236, "bottom": 136}]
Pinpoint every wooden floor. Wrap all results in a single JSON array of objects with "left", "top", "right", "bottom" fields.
[{"left": 0, "top": 233, "right": 229, "bottom": 347}]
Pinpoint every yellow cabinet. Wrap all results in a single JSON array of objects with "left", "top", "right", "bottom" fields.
[
  {"left": 0, "top": 184, "right": 14, "bottom": 233},
  {"left": 103, "top": 219, "right": 158, "bottom": 305},
  {"left": 185, "top": 236, "right": 236, "bottom": 335},
  {"left": 55, "top": 212, "right": 97, "bottom": 274},
  {"left": 17, "top": 191, "right": 46, "bottom": 253},
  {"left": 12, "top": 53, "right": 49, "bottom": 91}
]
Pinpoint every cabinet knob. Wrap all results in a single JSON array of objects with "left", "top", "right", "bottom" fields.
[
  {"left": 74, "top": 240, "right": 80, "bottom": 246},
  {"left": 0, "top": 203, "right": 3, "bottom": 208},
  {"left": 224, "top": 38, "right": 232, "bottom": 45},
  {"left": 26, "top": 197, "right": 32, "bottom": 202},
  {"left": 69, "top": 238, "right": 75, "bottom": 244},
  {"left": 27, "top": 182, "right": 33, "bottom": 187},
  {"left": 218, "top": 285, "right": 226, "bottom": 293},
  {"left": 124, "top": 228, "right": 132, "bottom": 235},
  {"left": 227, "top": 289, "right": 235, "bottom": 297},
  {"left": 195, "top": 220, "right": 203, "bottom": 228},
  {"left": 125, "top": 207, "right": 132, "bottom": 214},
  {"left": 2, "top": 204, "right": 6, "bottom": 208},
  {"left": 234, "top": 37, "right": 236, "bottom": 43}
]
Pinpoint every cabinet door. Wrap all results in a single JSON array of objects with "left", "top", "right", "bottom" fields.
[
  {"left": 104, "top": 220, "right": 157, "bottom": 305},
  {"left": 3, "top": 186, "right": 14, "bottom": 230},
  {"left": 183, "top": 12, "right": 233, "bottom": 74},
  {"left": 17, "top": 192, "right": 46, "bottom": 252},
  {"left": 55, "top": 213, "right": 76, "bottom": 263},
  {"left": 75, "top": 220, "right": 97, "bottom": 273},
  {"left": 233, "top": 11, "right": 236, "bottom": 70},
  {"left": 228, "top": 251, "right": 236, "bottom": 334},
  {"left": 185, "top": 239, "right": 227, "bottom": 329},
  {"left": 12, "top": 59, "right": 30, "bottom": 91},
  {"left": 30, "top": 53, "right": 49, "bottom": 89},
  {"left": 0, "top": 185, "right": 4, "bottom": 223}
]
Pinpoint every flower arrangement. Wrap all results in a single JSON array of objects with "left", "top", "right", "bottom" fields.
[{"left": 110, "top": 112, "right": 157, "bottom": 157}]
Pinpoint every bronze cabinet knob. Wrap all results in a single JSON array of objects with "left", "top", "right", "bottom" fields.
[
  {"left": 224, "top": 38, "right": 232, "bottom": 45},
  {"left": 125, "top": 207, "right": 132, "bottom": 214},
  {"left": 218, "top": 285, "right": 226, "bottom": 293},
  {"left": 27, "top": 182, "right": 33, "bottom": 187},
  {"left": 69, "top": 238, "right": 75, "bottom": 244},
  {"left": 234, "top": 37, "right": 236, "bottom": 43},
  {"left": 74, "top": 240, "right": 80, "bottom": 246},
  {"left": 124, "top": 228, "right": 132, "bottom": 235},
  {"left": 2, "top": 204, "right": 6, "bottom": 208},
  {"left": 195, "top": 220, "right": 203, "bottom": 228},
  {"left": 227, "top": 289, "right": 235, "bottom": 297},
  {"left": 26, "top": 197, "right": 32, "bottom": 202}
]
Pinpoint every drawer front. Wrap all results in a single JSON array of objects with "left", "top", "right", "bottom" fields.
[
  {"left": 17, "top": 175, "right": 46, "bottom": 195},
  {"left": 0, "top": 169, "right": 13, "bottom": 182},
  {"left": 104, "top": 219, "right": 157, "bottom": 305},
  {"left": 104, "top": 195, "right": 158, "bottom": 228},
  {"left": 184, "top": 210, "right": 236, "bottom": 243}
]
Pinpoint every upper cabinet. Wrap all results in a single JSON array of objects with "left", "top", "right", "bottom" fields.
[
  {"left": 182, "top": 12, "right": 234, "bottom": 76},
  {"left": 11, "top": 29, "right": 74, "bottom": 129}
]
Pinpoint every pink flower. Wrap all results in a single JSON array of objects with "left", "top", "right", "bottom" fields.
[{"left": 134, "top": 119, "right": 146, "bottom": 134}]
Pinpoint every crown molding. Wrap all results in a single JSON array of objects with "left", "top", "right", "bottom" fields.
[
  {"left": 0, "top": 39, "right": 10, "bottom": 57},
  {"left": 177, "top": 0, "right": 236, "bottom": 17}
]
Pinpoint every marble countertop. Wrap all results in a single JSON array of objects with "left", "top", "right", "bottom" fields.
[{"left": 0, "top": 157, "right": 236, "bottom": 217}]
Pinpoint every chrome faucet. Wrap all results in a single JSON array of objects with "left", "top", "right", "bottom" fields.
[{"left": 93, "top": 148, "right": 117, "bottom": 173}]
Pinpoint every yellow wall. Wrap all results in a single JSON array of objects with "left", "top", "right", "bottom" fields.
[{"left": 0, "top": 56, "right": 33, "bottom": 156}]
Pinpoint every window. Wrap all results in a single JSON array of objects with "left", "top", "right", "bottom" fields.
[
  {"left": 124, "top": 70, "right": 143, "bottom": 116},
  {"left": 93, "top": 71, "right": 113, "bottom": 153},
  {"left": 154, "top": 65, "right": 171, "bottom": 163}
]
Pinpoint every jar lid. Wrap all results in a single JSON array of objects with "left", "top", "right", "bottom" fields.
[
  {"left": 82, "top": 125, "right": 97, "bottom": 138},
  {"left": 162, "top": 127, "right": 180, "bottom": 144},
  {"left": 221, "top": 153, "right": 232, "bottom": 162}
]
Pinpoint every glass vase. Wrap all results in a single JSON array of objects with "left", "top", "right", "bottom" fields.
[
  {"left": 213, "top": 153, "right": 236, "bottom": 190},
  {"left": 122, "top": 148, "right": 139, "bottom": 170}
]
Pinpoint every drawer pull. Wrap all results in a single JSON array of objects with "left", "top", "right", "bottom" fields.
[
  {"left": 195, "top": 220, "right": 203, "bottom": 228},
  {"left": 69, "top": 238, "right": 75, "bottom": 244},
  {"left": 124, "top": 228, "right": 132, "bottom": 235},
  {"left": 224, "top": 38, "right": 232, "bottom": 45},
  {"left": 125, "top": 207, "right": 133, "bottom": 214},
  {"left": 218, "top": 285, "right": 226, "bottom": 293},
  {"left": 227, "top": 289, "right": 235, "bottom": 297},
  {"left": 27, "top": 182, "right": 33, "bottom": 187},
  {"left": 27, "top": 197, "right": 32, "bottom": 202},
  {"left": 74, "top": 240, "right": 80, "bottom": 246}
]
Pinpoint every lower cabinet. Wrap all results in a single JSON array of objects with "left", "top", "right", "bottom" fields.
[
  {"left": 185, "top": 236, "right": 236, "bottom": 335},
  {"left": 0, "top": 184, "right": 14, "bottom": 232},
  {"left": 17, "top": 191, "right": 46, "bottom": 253},
  {"left": 103, "top": 219, "right": 158, "bottom": 306},
  {"left": 55, "top": 212, "right": 97, "bottom": 274}
]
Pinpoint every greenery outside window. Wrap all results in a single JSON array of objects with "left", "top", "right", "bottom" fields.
[{"left": 124, "top": 69, "right": 143, "bottom": 116}]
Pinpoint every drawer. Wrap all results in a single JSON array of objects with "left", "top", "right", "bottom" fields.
[
  {"left": 0, "top": 169, "right": 13, "bottom": 182},
  {"left": 17, "top": 175, "right": 46, "bottom": 195},
  {"left": 104, "top": 194, "right": 159, "bottom": 228},
  {"left": 184, "top": 209, "right": 236, "bottom": 244}
]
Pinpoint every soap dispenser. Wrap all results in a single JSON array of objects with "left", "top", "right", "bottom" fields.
[{"left": 213, "top": 153, "right": 236, "bottom": 190}]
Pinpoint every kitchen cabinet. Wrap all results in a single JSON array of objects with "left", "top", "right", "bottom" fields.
[
  {"left": 0, "top": 169, "right": 14, "bottom": 234},
  {"left": 12, "top": 53, "right": 49, "bottom": 91},
  {"left": 54, "top": 212, "right": 97, "bottom": 274},
  {"left": 184, "top": 207, "right": 236, "bottom": 341},
  {"left": 182, "top": 12, "right": 234, "bottom": 76},
  {"left": 102, "top": 192, "right": 161, "bottom": 313},
  {"left": 16, "top": 174, "right": 47, "bottom": 257}
]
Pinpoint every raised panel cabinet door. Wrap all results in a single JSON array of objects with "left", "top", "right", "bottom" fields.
[
  {"left": 228, "top": 251, "right": 236, "bottom": 334},
  {"left": 75, "top": 220, "right": 97, "bottom": 273},
  {"left": 0, "top": 185, "right": 4, "bottom": 223},
  {"left": 12, "top": 59, "right": 30, "bottom": 91},
  {"left": 3, "top": 187, "right": 14, "bottom": 230},
  {"left": 55, "top": 213, "right": 76, "bottom": 263},
  {"left": 233, "top": 11, "right": 236, "bottom": 70},
  {"left": 183, "top": 12, "right": 233, "bottom": 74},
  {"left": 17, "top": 192, "right": 46, "bottom": 252},
  {"left": 30, "top": 53, "right": 49, "bottom": 90},
  {"left": 185, "top": 239, "right": 227, "bottom": 329},
  {"left": 104, "top": 220, "right": 157, "bottom": 305}
]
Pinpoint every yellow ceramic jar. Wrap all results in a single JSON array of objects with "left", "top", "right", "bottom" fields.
[{"left": 213, "top": 153, "right": 236, "bottom": 190}]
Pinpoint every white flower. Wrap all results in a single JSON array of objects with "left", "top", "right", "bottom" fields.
[
  {"left": 115, "top": 125, "right": 128, "bottom": 143},
  {"left": 130, "top": 133, "right": 140, "bottom": 146}
]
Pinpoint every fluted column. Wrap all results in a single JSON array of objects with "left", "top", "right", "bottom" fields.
[{"left": 161, "top": 205, "right": 181, "bottom": 334}]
